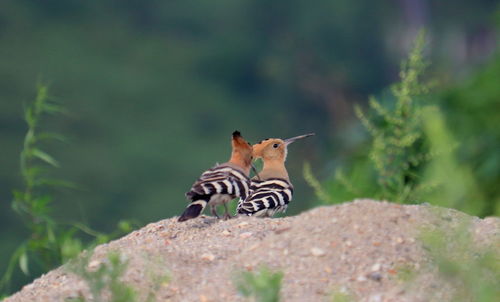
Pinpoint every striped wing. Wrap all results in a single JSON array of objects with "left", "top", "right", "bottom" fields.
[
  {"left": 237, "top": 178, "right": 293, "bottom": 217},
  {"left": 186, "top": 165, "right": 250, "bottom": 201}
]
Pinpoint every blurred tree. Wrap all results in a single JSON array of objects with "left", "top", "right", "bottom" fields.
[
  {"left": 306, "top": 33, "right": 499, "bottom": 217},
  {"left": 0, "top": 0, "right": 498, "bottom": 294},
  {"left": 439, "top": 52, "right": 500, "bottom": 215}
]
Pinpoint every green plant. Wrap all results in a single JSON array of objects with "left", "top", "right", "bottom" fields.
[
  {"left": 67, "top": 250, "right": 170, "bottom": 302},
  {"left": 305, "top": 30, "right": 489, "bottom": 215},
  {"left": 1, "top": 84, "right": 135, "bottom": 295},
  {"left": 420, "top": 108, "right": 485, "bottom": 213},
  {"left": 354, "top": 30, "right": 433, "bottom": 203},
  {"left": 303, "top": 162, "right": 332, "bottom": 203},
  {"left": 67, "top": 251, "right": 136, "bottom": 302},
  {"left": 331, "top": 290, "right": 352, "bottom": 302},
  {"left": 143, "top": 255, "right": 170, "bottom": 302},
  {"left": 0, "top": 84, "right": 78, "bottom": 293},
  {"left": 418, "top": 216, "right": 500, "bottom": 301},
  {"left": 304, "top": 31, "right": 436, "bottom": 205},
  {"left": 235, "top": 266, "right": 283, "bottom": 302},
  {"left": 439, "top": 51, "right": 500, "bottom": 216}
]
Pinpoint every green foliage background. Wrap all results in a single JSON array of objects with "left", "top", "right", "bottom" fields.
[{"left": 0, "top": 0, "right": 498, "bottom": 295}]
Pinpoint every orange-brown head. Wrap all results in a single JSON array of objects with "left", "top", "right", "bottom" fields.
[
  {"left": 229, "top": 131, "right": 253, "bottom": 173},
  {"left": 252, "top": 133, "right": 315, "bottom": 163}
]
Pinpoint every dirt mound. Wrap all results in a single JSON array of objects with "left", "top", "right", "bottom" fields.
[{"left": 4, "top": 200, "right": 499, "bottom": 302}]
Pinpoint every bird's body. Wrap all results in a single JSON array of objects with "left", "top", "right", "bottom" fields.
[
  {"left": 237, "top": 133, "right": 314, "bottom": 217},
  {"left": 237, "top": 177, "right": 293, "bottom": 217},
  {"left": 178, "top": 131, "right": 253, "bottom": 222}
]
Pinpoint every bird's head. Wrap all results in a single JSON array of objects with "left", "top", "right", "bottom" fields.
[
  {"left": 252, "top": 133, "right": 315, "bottom": 162},
  {"left": 230, "top": 130, "right": 253, "bottom": 170}
]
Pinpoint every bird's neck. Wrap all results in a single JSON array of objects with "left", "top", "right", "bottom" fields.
[
  {"left": 228, "top": 155, "right": 251, "bottom": 175},
  {"left": 258, "top": 159, "right": 289, "bottom": 181}
]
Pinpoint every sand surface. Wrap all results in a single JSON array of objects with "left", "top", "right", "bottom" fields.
[{"left": 4, "top": 199, "right": 499, "bottom": 302}]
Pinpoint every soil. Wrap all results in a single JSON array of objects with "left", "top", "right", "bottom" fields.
[{"left": 3, "top": 199, "right": 499, "bottom": 302}]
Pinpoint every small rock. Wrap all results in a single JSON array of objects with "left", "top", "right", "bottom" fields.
[
  {"left": 240, "top": 232, "right": 253, "bottom": 238},
  {"left": 199, "top": 294, "right": 209, "bottom": 302},
  {"left": 345, "top": 240, "right": 353, "bottom": 247},
  {"left": 87, "top": 260, "right": 101, "bottom": 270},
  {"left": 310, "top": 247, "right": 326, "bottom": 257},
  {"left": 201, "top": 253, "right": 215, "bottom": 262},
  {"left": 221, "top": 230, "right": 231, "bottom": 236},
  {"left": 247, "top": 243, "right": 259, "bottom": 251},
  {"left": 356, "top": 275, "right": 367, "bottom": 282},
  {"left": 244, "top": 264, "right": 253, "bottom": 271},
  {"left": 371, "top": 263, "right": 381, "bottom": 272},
  {"left": 367, "top": 272, "right": 382, "bottom": 282},
  {"left": 274, "top": 227, "right": 291, "bottom": 234},
  {"left": 368, "top": 294, "right": 382, "bottom": 302},
  {"left": 237, "top": 222, "right": 249, "bottom": 228}
]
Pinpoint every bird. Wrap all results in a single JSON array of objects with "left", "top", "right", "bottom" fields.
[
  {"left": 237, "top": 133, "right": 314, "bottom": 217},
  {"left": 178, "top": 131, "right": 253, "bottom": 222}
]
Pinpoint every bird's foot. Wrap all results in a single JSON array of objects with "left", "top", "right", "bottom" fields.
[{"left": 210, "top": 206, "right": 220, "bottom": 219}]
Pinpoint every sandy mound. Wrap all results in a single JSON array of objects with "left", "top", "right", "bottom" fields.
[{"left": 4, "top": 200, "right": 499, "bottom": 302}]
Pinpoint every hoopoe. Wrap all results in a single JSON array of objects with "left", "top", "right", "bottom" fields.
[
  {"left": 178, "top": 131, "right": 253, "bottom": 222},
  {"left": 237, "top": 133, "right": 314, "bottom": 217}
]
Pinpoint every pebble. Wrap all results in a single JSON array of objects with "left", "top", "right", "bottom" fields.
[
  {"left": 310, "top": 247, "right": 326, "bottom": 257},
  {"left": 367, "top": 272, "right": 382, "bottom": 282},
  {"left": 244, "top": 264, "right": 253, "bottom": 271},
  {"left": 247, "top": 243, "right": 259, "bottom": 251},
  {"left": 87, "top": 260, "right": 101, "bottom": 270},
  {"left": 275, "top": 226, "right": 291, "bottom": 234},
  {"left": 237, "top": 222, "right": 249, "bottom": 228},
  {"left": 240, "top": 232, "right": 253, "bottom": 238},
  {"left": 371, "top": 263, "right": 381, "bottom": 272},
  {"left": 221, "top": 230, "right": 231, "bottom": 236},
  {"left": 199, "top": 294, "right": 209, "bottom": 302},
  {"left": 387, "top": 269, "right": 397, "bottom": 275},
  {"left": 23, "top": 284, "right": 35, "bottom": 291},
  {"left": 368, "top": 293, "right": 382, "bottom": 302},
  {"left": 200, "top": 253, "right": 215, "bottom": 262},
  {"left": 356, "top": 275, "right": 367, "bottom": 282}
]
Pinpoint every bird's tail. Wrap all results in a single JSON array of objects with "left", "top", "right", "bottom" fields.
[{"left": 178, "top": 196, "right": 209, "bottom": 222}]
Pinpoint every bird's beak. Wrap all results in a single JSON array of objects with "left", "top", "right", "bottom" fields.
[
  {"left": 284, "top": 133, "right": 315, "bottom": 146},
  {"left": 251, "top": 163, "right": 261, "bottom": 180}
]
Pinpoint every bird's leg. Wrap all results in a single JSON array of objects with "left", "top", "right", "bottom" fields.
[
  {"left": 222, "top": 202, "right": 233, "bottom": 220},
  {"left": 210, "top": 204, "right": 220, "bottom": 219}
]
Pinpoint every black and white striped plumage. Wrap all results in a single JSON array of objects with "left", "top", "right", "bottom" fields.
[
  {"left": 178, "top": 164, "right": 250, "bottom": 222},
  {"left": 237, "top": 178, "right": 293, "bottom": 217}
]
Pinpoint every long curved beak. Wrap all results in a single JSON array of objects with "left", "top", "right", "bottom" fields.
[{"left": 284, "top": 133, "right": 315, "bottom": 146}]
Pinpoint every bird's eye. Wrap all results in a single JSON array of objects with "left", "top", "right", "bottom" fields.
[{"left": 273, "top": 143, "right": 279, "bottom": 148}]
